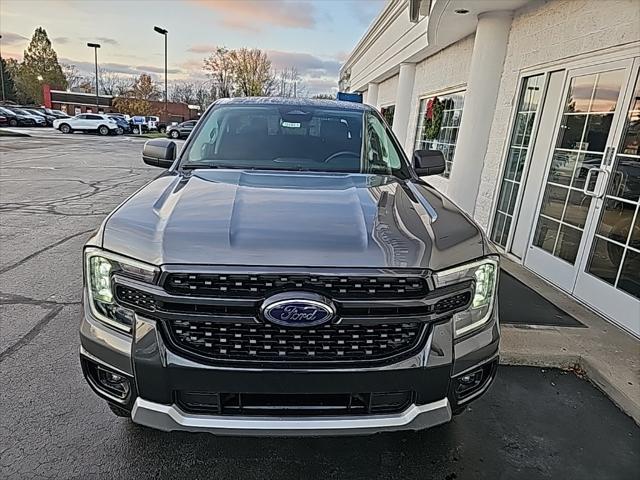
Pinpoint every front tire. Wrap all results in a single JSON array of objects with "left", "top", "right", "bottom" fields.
[
  {"left": 170, "top": 130, "right": 180, "bottom": 139},
  {"left": 98, "top": 125, "right": 109, "bottom": 136},
  {"left": 116, "top": 127, "right": 124, "bottom": 135},
  {"left": 9, "top": 118, "right": 18, "bottom": 127},
  {"left": 59, "top": 123, "right": 72, "bottom": 134},
  {"left": 159, "top": 126, "right": 166, "bottom": 133}
]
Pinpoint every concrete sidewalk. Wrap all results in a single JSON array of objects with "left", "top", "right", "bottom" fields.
[{"left": 499, "top": 257, "right": 640, "bottom": 424}]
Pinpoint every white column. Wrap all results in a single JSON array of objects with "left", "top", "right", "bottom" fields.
[
  {"left": 447, "top": 11, "right": 513, "bottom": 215},
  {"left": 366, "top": 82, "right": 379, "bottom": 109},
  {"left": 391, "top": 63, "right": 416, "bottom": 150}
]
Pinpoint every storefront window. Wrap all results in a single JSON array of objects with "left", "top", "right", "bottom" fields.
[
  {"left": 381, "top": 105, "right": 395, "bottom": 126},
  {"left": 413, "top": 91, "right": 465, "bottom": 178},
  {"left": 491, "top": 74, "right": 545, "bottom": 248}
]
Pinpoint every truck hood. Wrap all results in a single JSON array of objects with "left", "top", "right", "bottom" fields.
[{"left": 102, "top": 170, "right": 485, "bottom": 270}]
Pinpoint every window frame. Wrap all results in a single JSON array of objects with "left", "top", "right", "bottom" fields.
[
  {"left": 412, "top": 87, "right": 466, "bottom": 179},
  {"left": 488, "top": 72, "right": 551, "bottom": 253}
]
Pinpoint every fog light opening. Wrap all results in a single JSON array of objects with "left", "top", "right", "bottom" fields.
[
  {"left": 455, "top": 369, "right": 485, "bottom": 397},
  {"left": 96, "top": 366, "right": 130, "bottom": 398}
]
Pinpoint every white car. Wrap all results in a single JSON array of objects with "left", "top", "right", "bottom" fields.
[{"left": 53, "top": 114, "right": 118, "bottom": 136}]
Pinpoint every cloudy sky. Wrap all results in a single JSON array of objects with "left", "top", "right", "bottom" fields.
[{"left": 1, "top": 0, "right": 385, "bottom": 94}]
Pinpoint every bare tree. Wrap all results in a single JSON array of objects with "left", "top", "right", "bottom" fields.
[
  {"left": 61, "top": 63, "right": 84, "bottom": 91},
  {"left": 203, "top": 47, "right": 234, "bottom": 98},
  {"left": 274, "top": 67, "right": 307, "bottom": 98},
  {"left": 170, "top": 81, "right": 197, "bottom": 104},
  {"left": 98, "top": 69, "right": 132, "bottom": 96}
]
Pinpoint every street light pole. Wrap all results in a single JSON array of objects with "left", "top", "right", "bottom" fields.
[
  {"left": 87, "top": 43, "right": 101, "bottom": 111},
  {"left": 0, "top": 35, "right": 6, "bottom": 103},
  {"left": 153, "top": 26, "right": 168, "bottom": 118}
]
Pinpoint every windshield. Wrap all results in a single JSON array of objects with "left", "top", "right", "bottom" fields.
[
  {"left": 181, "top": 104, "right": 409, "bottom": 178},
  {"left": 11, "top": 108, "right": 30, "bottom": 115}
]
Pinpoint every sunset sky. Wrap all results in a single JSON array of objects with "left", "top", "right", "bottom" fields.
[{"left": 1, "top": 0, "right": 385, "bottom": 94}]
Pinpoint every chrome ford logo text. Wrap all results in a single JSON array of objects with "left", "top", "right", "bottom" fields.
[{"left": 261, "top": 293, "right": 335, "bottom": 327}]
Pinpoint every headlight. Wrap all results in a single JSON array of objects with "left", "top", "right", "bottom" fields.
[
  {"left": 84, "top": 248, "right": 158, "bottom": 333},
  {"left": 434, "top": 256, "right": 499, "bottom": 338}
]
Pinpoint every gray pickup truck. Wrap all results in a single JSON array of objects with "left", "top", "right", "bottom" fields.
[{"left": 80, "top": 97, "right": 499, "bottom": 436}]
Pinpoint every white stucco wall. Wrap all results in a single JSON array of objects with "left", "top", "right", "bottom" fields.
[
  {"left": 377, "top": 75, "right": 399, "bottom": 107},
  {"left": 405, "top": 34, "right": 475, "bottom": 193},
  {"left": 475, "top": 0, "right": 640, "bottom": 230}
]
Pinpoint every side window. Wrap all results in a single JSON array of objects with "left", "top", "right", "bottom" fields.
[
  {"left": 88, "top": 115, "right": 103, "bottom": 120},
  {"left": 77, "top": 115, "right": 87, "bottom": 120}
]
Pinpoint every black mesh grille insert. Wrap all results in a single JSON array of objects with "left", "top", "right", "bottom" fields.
[
  {"left": 166, "top": 320, "right": 426, "bottom": 367},
  {"left": 177, "top": 391, "right": 414, "bottom": 416},
  {"left": 164, "top": 273, "right": 428, "bottom": 299}
]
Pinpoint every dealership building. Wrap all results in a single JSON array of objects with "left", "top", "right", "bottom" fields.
[{"left": 341, "top": 0, "right": 640, "bottom": 336}]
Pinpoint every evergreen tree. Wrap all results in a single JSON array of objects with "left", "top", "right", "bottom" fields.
[
  {"left": 14, "top": 27, "right": 67, "bottom": 103},
  {"left": 1, "top": 58, "right": 18, "bottom": 102}
]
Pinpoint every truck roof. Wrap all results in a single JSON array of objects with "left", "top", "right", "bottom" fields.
[{"left": 214, "top": 96, "right": 373, "bottom": 112}]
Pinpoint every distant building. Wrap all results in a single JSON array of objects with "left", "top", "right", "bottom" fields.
[
  {"left": 342, "top": 0, "right": 640, "bottom": 336},
  {"left": 42, "top": 85, "right": 199, "bottom": 123}
]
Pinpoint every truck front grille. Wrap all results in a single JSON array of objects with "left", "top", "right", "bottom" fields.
[
  {"left": 164, "top": 273, "right": 428, "bottom": 300},
  {"left": 165, "top": 320, "right": 426, "bottom": 367}
]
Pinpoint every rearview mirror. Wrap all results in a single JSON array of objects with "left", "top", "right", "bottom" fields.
[
  {"left": 413, "top": 149, "right": 446, "bottom": 176},
  {"left": 142, "top": 139, "right": 176, "bottom": 168}
]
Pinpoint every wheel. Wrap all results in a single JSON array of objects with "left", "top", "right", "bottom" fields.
[
  {"left": 98, "top": 125, "right": 109, "bottom": 136},
  {"left": 170, "top": 130, "right": 180, "bottom": 139},
  {"left": 116, "top": 127, "right": 124, "bottom": 135},
  {"left": 132, "top": 126, "right": 140, "bottom": 134},
  {"left": 59, "top": 123, "right": 72, "bottom": 134},
  {"left": 9, "top": 118, "right": 18, "bottom": 127},
  {"left": 159, "top": 126, "right": 166, "bottom": 133},
  {"left": 107, "top": 402, "right": 131, "bottom": 418}
]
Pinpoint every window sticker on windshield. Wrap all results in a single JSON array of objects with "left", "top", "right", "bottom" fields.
[{"left": 281, "top": 121, "right": 301, "bottom": 128}]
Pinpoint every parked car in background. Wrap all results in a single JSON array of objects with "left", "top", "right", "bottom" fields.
[
  {"left": 22, "top": 108, "right": 56, "bottom": 127},
  {"left": 108, "top": 115, "right": 132, "bottom": 135},
  {"left": 5, "top": 106, "right": 46, "bottom": 126},
  {"left": 166, "top": 119, "right": 197, "bottom": 139},
  {"left": 0, "top": 106, "right": 36, "bottom": 127},
  {"left": 31, "top": 106, "right": 70, "bottom": 120},
  {"left": 53, "top": 114, "right": 119, "bottom": 135},
  {"left": 50, "top": 109, "right": 71, "bottom": 118}
]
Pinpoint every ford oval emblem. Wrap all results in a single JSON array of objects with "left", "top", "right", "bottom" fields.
[{"left": 261, "top": 292, "right": 335, "bottom": 327}]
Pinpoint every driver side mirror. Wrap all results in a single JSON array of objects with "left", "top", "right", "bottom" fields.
[
  {"left": 413, "top": 149, "right": 446, "bottom": 176},
  {"left": 143, "top": 138, "right": 176, "bottom": 168}
]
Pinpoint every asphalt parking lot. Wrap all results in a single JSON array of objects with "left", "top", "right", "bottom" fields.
[{"left": 1, "top": 131, "right": 638, "bottom": 479}]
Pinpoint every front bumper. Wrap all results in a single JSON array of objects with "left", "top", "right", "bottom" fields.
[
  {"left": 131, "top": 397, "right": 452, "bottom": 437},
  {"left": 80, "top": 298, "right": 499, "bottom": 436}
]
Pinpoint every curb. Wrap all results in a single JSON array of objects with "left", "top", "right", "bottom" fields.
[
  {"left": 499, "top": 352, "right": 640, "bottom": 425},
  {"left": 0, "top": 130, "right": 31, "bottom": 137}
]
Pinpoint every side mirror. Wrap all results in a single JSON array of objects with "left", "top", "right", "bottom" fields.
[
  {"left": 142, "top": 138, "right": 176, "bottom": 168},
  {"left": 413, "top": 149, "right": 446, "bottom": 176}
]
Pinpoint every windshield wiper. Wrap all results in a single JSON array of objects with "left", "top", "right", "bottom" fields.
[{"left": 180, "top": 163, "right": 220, "bottom": 170}]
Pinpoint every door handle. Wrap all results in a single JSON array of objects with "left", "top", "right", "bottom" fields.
[{"left": 583, "top": 167, "right": 608, "bottom": 198}]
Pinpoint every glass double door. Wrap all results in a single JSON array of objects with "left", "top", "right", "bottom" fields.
[{"left": 525, "top": 59, "right": 640, "bottom": 336}]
